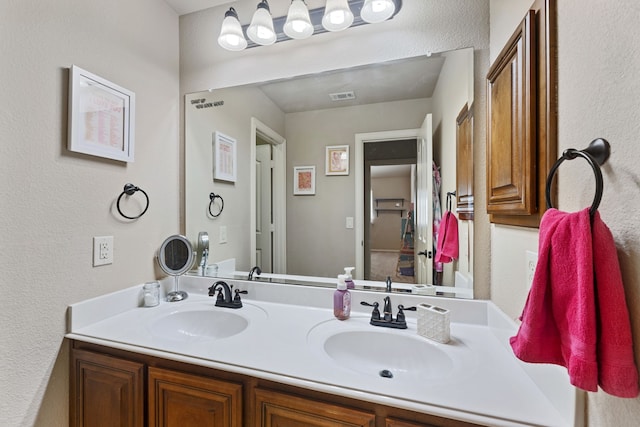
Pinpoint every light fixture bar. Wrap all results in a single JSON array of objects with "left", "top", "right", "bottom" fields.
[{"left": 241, "top": 0, "right": 402, "bottom": 49}]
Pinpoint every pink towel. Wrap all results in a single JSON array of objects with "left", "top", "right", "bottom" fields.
[
  {"left": 510, "top": 208, "right": 638, "bottom": 397},
  {"left": 435, "top": 211, "right": 458, "bottom": 263}
]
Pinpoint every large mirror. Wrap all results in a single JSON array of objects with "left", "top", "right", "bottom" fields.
[{"left": 185, "top": 48, "right": 474, "bottom": 298}]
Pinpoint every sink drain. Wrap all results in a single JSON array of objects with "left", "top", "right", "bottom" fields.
[{"left": 379, "top": 369, "right": 393, "bottom": 379}]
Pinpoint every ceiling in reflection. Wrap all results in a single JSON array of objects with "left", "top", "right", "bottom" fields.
[{"left": 255, "top": 55, "right": 446, "bottom": 113}]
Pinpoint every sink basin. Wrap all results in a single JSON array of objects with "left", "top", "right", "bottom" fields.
[
  {"left": 306, "top": 317, "right": 463, "bottom": 381},
  {"left": 323, "top": 330, "right": 454, "bottom": 379},
  {"left": 150, "top": 309, "right": 248, "bottom": 341}
]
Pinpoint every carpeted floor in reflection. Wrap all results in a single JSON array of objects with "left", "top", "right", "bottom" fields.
[{"left": 369, "top": 250, "right": 415, "bottom": 284}]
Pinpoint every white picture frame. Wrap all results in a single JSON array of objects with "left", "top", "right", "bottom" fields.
[
  {"left": 293, "top": 166, "right": 316, "bottom": 195},
  {"left": 325, "top": 144, "right": 349, "bottom": 175},
  {"left": 68, "top": 65, "right": 135, "bottom": 162},
  {"left": 213, "top": 131, "right": 237, "bottom": 183}
]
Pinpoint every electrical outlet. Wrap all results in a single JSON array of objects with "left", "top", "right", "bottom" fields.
[
  {"left": 525, "top": 250, "right": 538, "bottom": 289},
  {"left": 93, "top": 236, "right": 114, "bottom": 266},
  {"left": 219, "top": 226, "right": 228, "bottom": 244}
]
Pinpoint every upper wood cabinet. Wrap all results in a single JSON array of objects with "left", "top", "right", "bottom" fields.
[
  {"left": 456, "top": 103, "right": 474, "bottom": 220},
  {"left": 487, "top": 10, "right": 537, "bottom": 218},
  {"left": 486, "top": 0, "right": 557, "bottom": 227}
]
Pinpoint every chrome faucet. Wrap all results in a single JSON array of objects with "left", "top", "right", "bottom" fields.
[
  {"left": 199, "top": 248, "right": 208, "bottom": 276},
  {"left": 248, "top": 266, "right": 262, "bottom": 280},
  {"left": 208, "top": 281, "right": 247, "bottom": 309},
  {"left": 386, "top": 276, "right": 392, "bottom": 292}
]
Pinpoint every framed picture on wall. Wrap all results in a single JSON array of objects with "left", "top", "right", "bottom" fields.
[
  {"left": 68, "top": 65, "right": 135, "bottom": 162},
  {"left": 293, "top": 166, "right": 316, "bottom": 195},
  {"left": 213, "top": 131, "right": 237, "bottom": 183},
  {"left": 325, "top": 145, "right": 349, "bottom": 175}
]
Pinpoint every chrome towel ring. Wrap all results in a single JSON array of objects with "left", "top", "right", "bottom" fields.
[
  {"left": 545, "top": 138, "right": 611, "bottom": 218},
  {"left": 117, "top": 183, "right": 149, "bottom": 220}
]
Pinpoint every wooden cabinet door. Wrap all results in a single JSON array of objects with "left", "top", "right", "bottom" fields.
[
  {"left": 254, "top": 388, "right": 375, "bottom": 427},
  {"left": 456, "top": 104, "right": 474, "bottom": 220},
  {"left": 148, "top": 366, "right": 242, "bottom": 427},
  {"left": 70, "top": 349, "right": 144, "bottom": 427},
  {"left": 486, "top": 10, "right": 537, "bottom": 218}
]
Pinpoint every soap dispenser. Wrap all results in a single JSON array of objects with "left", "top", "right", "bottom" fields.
[
  {"left": 333, "top": 274, "right": 351, "bottom": 320},
  {"left": 343, "top": 267, "right": 355, "bottom": 289}
]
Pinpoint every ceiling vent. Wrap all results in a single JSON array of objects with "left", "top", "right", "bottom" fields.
[{"left": 329, "top": 91, "right": 356, "bottom": 101}]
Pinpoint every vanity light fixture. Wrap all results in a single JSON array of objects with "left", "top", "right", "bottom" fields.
[
  {"left": 322, "top": 0, "right": 354, "bottom": 32},
  {"left": 218, "top": 7, "right": 248, "bottom": 51},
  {"left": 246, "top": 0, "right": 277, "bottom": 46},
  {"left": 217, "top": 0, "right": 402, "bottom": 51},
  {"left": 360, "top": 0, "right": 395, "bottom": 23},
  {"left": 283, "top": 0, "right": 314, "bottom": 39}
]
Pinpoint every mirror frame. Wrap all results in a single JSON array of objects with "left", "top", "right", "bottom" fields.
[{"left": 157, "top": 234, "right": 195, "bottom": 276}]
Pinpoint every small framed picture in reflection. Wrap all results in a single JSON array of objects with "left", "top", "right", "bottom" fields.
[
  {"left": 325, "top": 145, "right": 349, "bottom": 176},
  {"left": 213, "top": 131, "right": 237, "bottom": 183},
  {"left": 293, "top": 166, "right": 315, "bottom": 195}
]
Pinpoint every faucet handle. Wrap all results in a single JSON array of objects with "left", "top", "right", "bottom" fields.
[
  {"left": 360, "top": 301, "right": 381, "bottom": 321},
  {"left": 395, "top": 305, "right": 417, "bottom": 324},
  {"left": 233, "top": 289, "right": 248, "bottom": 303}
]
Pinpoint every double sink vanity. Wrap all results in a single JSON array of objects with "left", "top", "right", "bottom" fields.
[{"left": 67, "top": 275, "right": 581, "bottom": 426}]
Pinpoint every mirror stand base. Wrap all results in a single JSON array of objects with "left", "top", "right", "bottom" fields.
[{"left": 166, "top": 290, "right": 188, "bottom": 302}]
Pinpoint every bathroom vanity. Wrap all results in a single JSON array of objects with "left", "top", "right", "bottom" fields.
[{"left": 66, "top": 276, "right": 581, "bottom": 426}]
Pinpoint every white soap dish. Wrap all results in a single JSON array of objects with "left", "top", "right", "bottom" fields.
[
  {"left": 412, "top": 284, "right": 436, "bottom": 295},
  {"left": 417, "top": 303, "right": 450, "bottom": 343}
]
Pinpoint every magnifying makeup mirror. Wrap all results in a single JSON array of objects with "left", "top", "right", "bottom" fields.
[{"left": 157, "top": 234, "right": 195, "bottom": 302}]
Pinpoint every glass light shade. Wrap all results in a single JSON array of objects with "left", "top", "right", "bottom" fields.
[
  {"left": 218, "top": 8, "right": 247, "bottom": 51},
  {"left": 361, "top": 0, "right": 395, "bottom": 23},
  {"left": 322, "top": 0, "right": 354, "bottom": 32},
  {"left": 247, "top": 1, "right": 276, "bottom": 46},
  {"left": 283, "top": 0, "right": 314, "bottom": 40}
]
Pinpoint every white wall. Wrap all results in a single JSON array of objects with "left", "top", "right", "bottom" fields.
[{"left": 0, "top": 1, "right": 179, "bottom": 426}]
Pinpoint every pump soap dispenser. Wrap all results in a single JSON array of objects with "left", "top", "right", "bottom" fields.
[
  {"left": 333, "top": 274, "right": 351, "bottom": 320},
  {"left": 343, "top": 267, "right": 355, "bottom": 289}
]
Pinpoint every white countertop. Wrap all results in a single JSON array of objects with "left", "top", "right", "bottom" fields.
[{"left": 66, "top": 276, "right": 582, "bottom": 427}]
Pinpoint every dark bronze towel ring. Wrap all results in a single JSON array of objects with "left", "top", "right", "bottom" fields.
[
  {"left": 117, "top": 183, "right": 149, "bottom": 220},
  {"left": 209, "top": 192, "right": 224, "bottom": 217},
  {"left": 545, "top": 138, "right": 611, "bottom": 217}
]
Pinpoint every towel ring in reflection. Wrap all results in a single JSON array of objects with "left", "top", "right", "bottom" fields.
[
  {"left": 209, "top": 192, "right": 224, "bottom": 217},
  {"left": 545, "top": 138, "right": 610, "bottom": 217},
  {"left": 116, "top": 183, "right": 149, "bottom": 220}
]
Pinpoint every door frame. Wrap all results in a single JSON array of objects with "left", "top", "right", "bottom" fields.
[
  {"left": 355, "top": 128, "right": 421, "bottom": 280},
  {"left": 250, "top": 118, "right": 286, "bottom": 273}
]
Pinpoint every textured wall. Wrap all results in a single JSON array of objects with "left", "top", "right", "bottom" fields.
[
  {"left": 490, "top": 0, "right": 640, "bottom": 424},
  {"left": 0, "top": 1, "right": 180, "bottom": 426},
  {"left": 558, "top": 1, "right": 640, "bottom": 424}
]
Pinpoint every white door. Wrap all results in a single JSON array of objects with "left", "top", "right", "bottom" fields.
[
  {"left": 415, "top": 114, "right": 433, "bottom": 285},
  {"left": 256, "top": 144, "right": 272, "bottom": 272}
]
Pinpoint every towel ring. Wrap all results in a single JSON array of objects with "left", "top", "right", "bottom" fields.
[
  {"left": 545, "top": 138, "right": 610, "bottom": 217},
  {"left": 208, "top": 192, "right": 224, "bottom": 217},
  {"left": 117, "top": 183, "right": 149, "bottom": 220}
]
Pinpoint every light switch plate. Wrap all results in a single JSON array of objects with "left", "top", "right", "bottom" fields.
[
  {"left": 219, "top": 226, "right": 228, "bottom": 244},
  {"left": 346, "top": 217, "right": 354, "bottom": 229}
]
